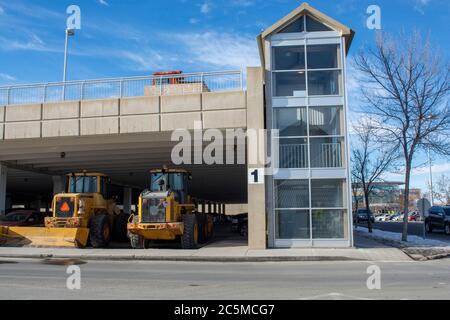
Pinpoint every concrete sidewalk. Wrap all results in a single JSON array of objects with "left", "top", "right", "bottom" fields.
[{"left": 0, "top": 234, "right": 411, "bottom": 262}]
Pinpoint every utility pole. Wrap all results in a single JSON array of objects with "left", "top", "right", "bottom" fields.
[{"left": 428, "top": 146, "right": 434, "bottom": 206}]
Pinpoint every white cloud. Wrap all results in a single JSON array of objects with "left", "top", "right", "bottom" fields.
[
  {"left": 200, "top": 2, "right": 210, "bottom": 14},
  {"left": 98, "top": 0, "right": 110, "bottom": 6},
  {"left": 231, "top": 0, "right": 254, "bottom": 7},
  {"left": 173, "top": 32, "right": 260, "bottom": 70},
  {"left": 414, "top": 0, "right": 432, "bottom": 14},
  {"left": 117, "top": 50, "right": 177, "bottom": 72},
  {"left": 412, "top": 163, "right": 450, "bottom": 176},
  {"left": 0, "top": 73, "right": 16, "bottom": 81},
  {"left": 0, "top": 33, "right": 58, "bottom": 53},
  {"left": 0, "top": 6, "right": 4, "bottom": 15},
  {"left": 189, "top": 18, "right": 199, "bottom": 25}
]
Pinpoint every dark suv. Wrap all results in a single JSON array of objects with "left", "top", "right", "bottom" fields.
[
  {"left": 353, "top": 208, "right": 375, "bottom": 224},
  {"left": 425, "top": 206, "right": 450, "bottom": 235}
]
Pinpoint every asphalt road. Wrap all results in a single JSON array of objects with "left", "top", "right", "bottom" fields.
[
  {"left": 357, "top": 221, "right": 450, "bottom": 243},
  {"left": 0, "top": 258, "right": 449, "bottom": 300}
]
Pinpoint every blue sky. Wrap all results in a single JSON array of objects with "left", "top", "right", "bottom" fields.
[{"left": 0, "top": 0, "right": 449, "bottom": 192}]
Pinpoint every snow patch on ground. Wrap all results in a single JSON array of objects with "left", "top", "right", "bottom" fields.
[{"left": 356, "top": 227, "right": 450, "bottom": 247}]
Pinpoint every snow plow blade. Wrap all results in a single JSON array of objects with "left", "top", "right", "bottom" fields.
[{"left": 0, "top": 226, "right": 89, "bottom": 248}]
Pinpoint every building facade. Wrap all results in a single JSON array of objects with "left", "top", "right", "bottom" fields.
[
  {"left": 0, "top": 2, "right": 355, "bottom": 250},
  {"left": 258, "top": 3, "right": 355, "bottom": 247}
]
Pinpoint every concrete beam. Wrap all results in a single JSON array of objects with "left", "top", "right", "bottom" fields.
[{"left": 0, "top": 164, "right": 7, "bottom": 215}]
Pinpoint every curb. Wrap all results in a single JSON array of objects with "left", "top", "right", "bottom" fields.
[{"left": 0, "top": 253, "right": 365, "bottom": 263}]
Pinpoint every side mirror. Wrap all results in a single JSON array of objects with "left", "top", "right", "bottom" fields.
[
  {"left": 158, "top": 179, "right": 165, "bottom": 186},
  {"left": 188, "top": 174, "right": 193, "bottom": 181}
]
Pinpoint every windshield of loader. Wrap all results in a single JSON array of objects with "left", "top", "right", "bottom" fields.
[
  {"left": 69, "top": 176, "right": 98, "bottom": 193},
  {"left": 150, "top": 172, "right": 185, "bottom": 192}
]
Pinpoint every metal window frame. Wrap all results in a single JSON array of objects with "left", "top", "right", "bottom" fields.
[{"left": 269, "top": 33, "right": 351, "bottom": 247}]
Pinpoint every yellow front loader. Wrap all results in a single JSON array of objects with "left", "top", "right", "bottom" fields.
[
  {"left": 0, "top": 173, "right": 129, "bottom": 248},
  {"left": 127, "top": 168, "right": 214, "bottom": 249}
]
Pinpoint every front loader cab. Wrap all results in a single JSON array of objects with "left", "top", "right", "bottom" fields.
[
  {"left": 128, "top": 167, "right": 213, "bottom": 250},
  {"left": 53, "top": 173, "right": 111, "bottom": 220},
  {"left": 150, "top": 169, "right": 191, "bottom": 204},
  {"left": 67, "top": 173, "right": 110, "bottom": 197}
]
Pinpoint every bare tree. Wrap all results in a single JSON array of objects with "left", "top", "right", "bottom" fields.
[
  {"left": 354, "top": 31, "right": 450, "bottom": 241},
  {"left": 433, "top": 174, "right": 450, "bottom": 205},
  {"left": 351, "top": 119, "right": 396, "bottom": 232}
]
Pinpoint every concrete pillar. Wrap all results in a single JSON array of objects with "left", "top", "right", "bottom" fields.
[
  {"left": 0, "top": 164, "right": 7, "bottom": 215},
  {"left": 53, "top": 175, "right": 66, "bottom": 195},
  {"left": 246, "top": 67, "right": 266, "bottom": 250},
  {"left": 201, "top": 200, "right": 206, "bottom": 214},
  {"left": 123, "top": 187, "right": 132, "bottom": 214}
]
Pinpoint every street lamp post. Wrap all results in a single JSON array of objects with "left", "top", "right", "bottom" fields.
[
  {"left": 428, "top": 146, "right": 434, "bottom": 206},
  {"left": 62, "top": 28, "right": 75, "bottom": 100}
]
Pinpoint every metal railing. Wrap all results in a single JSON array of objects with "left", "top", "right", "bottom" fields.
[
  {"left": 319, "top": 143, "right": 342, "bottom": 168},
  {"left": 280, "top": 144, "right": 308, "bottom": 168},
  {"left": 0, "top": 70, "right": 243, "bottom": 106},
  {"left": 279, "top": 142, "right": 342, "bottom": 168}
]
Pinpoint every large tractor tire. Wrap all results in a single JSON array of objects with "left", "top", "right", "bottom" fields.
[
  {"left": 128, "top": 215, "right": 145, "bottom": 249},
  {"left": 113, "top": 212, "right": 130, "bottom": 242},
  {"left": 425, "top": 220, "right": 433, "bottom": 233},
  {"left": 90, "top": 215, "right": 111, "bottom": 248},
  {"left": 181, "top": 214, "right": 199, "bottom": 249}
]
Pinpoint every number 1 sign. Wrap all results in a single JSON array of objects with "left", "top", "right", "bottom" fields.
[{"left": 248, "top": 168, "right": 264, "bottom": 184}]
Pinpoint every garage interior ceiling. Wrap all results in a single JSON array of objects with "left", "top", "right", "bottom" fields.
[{"left": 1, "top": 132, "right": 247, "bottom": 203}]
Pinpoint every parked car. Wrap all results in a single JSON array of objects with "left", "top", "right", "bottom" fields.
[
  {"left": 375, "top": 214, "right": 390, "bottom": 222},
  {"left": 231, "top": 213, "right": 248, "bottom": 237},
  {"left": 408, "top": 212, "right": 421, "bottom": 222},
  {"left": 353, "top": 208, "right": 375, "bottom": 224},
  {"left": 425, "top": 206, "right": 450, "bottom": 235},
  {"left": 0, "top": 210, "right": 47, "bottom": 227},
  {"left": 389, "top": 213, "right": 402, "bottom": 221}
]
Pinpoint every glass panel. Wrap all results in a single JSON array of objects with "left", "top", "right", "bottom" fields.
[
  {"left": 310, "top": 137, "right": 344, "bottom": 168},
  {"left": 274, "top": 46, "right": 305, "bottom": 70},
  {"left": 307, "top": 44, "right": 340, "bottom": 69},
  {"left": 312, "top": 210, "right": 345, "bottom": 239},
  {"left": 309, "top": 106, "right": 343, "bottom": 136},
  {"left": 278, "top": 16, "right": 305, "bottom": 33},
  {"left": 311, "top": 179, "right": 344, "bottom": 208},
  {"left": 278, "top": 138, "right": 308, "bottom": 168},
  {"left": 69, "top": 176, "right": 98, "bottom": 193},
  {"left": 308, "top": 70, "right": 341, "bottom": 96},
  {"left": 151, "top": 173, "right": 167, "bottom": 192},
  {"left": 274, "top": 107, "right": 307, "bottom": 136},
  {"left": 273, "top": 72, "right": 306, "bottom": 97},
  {"left": 276, "top": 210, "right": 310, "bottom": 239},
  {"left": 169, "top": 173, "right": 184, "bottom": 191},
  {"left": 275, "top": 179, "right": 309, "bottom": 208},
  {"left": 306, "top": 15, "right": 332, "bottom": 32}
]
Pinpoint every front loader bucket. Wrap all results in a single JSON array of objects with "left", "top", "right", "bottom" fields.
[{"left": 0, "top": 226, "right": 90, "bottom": 248}]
